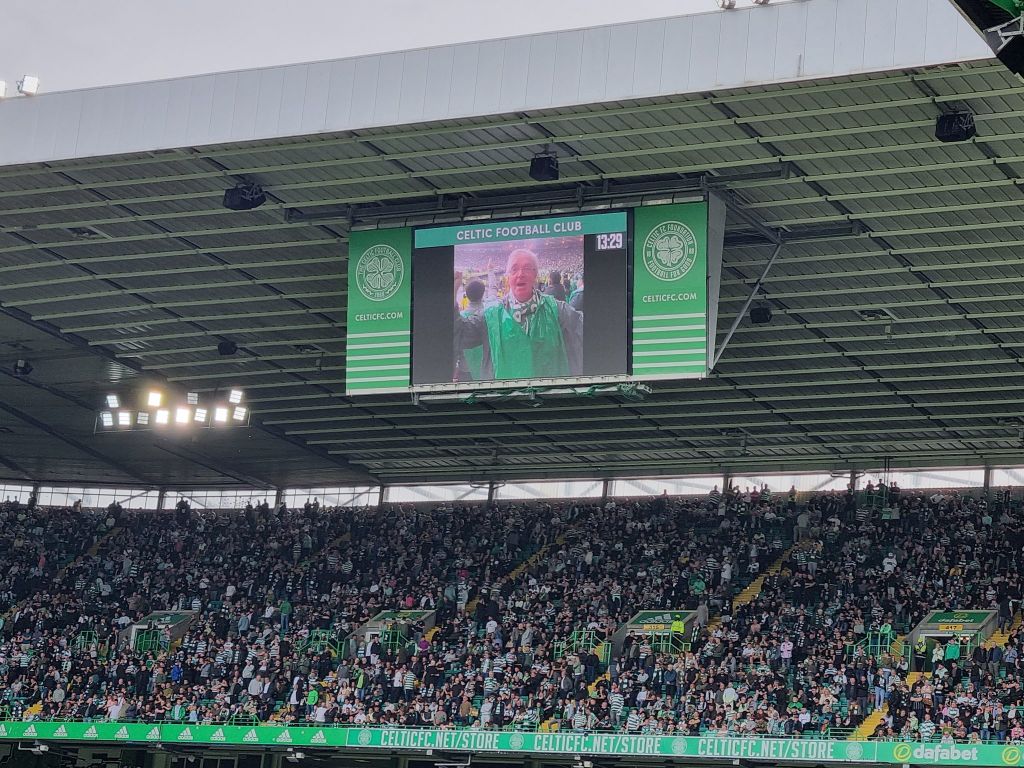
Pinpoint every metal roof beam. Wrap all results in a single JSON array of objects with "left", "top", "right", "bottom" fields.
[
  {"left": 0, "top": 239, "right": 339, "bottom": 276},
  {"left": 0, "top": 62, "right": 1007, "bottom": 182}
]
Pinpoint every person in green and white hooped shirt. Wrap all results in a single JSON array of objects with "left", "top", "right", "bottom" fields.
[{"left": 454, "top": 249, "right": 583, "bottom": 381}]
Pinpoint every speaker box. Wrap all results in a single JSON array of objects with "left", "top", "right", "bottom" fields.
[
  {"left": 750, "top": 306, "right": 773, "bottom": 325},
  {"left": 935, "top": 112, "right": 977, "bottom": 143},
  {"left": 529, "top": 155, "right": 559, "bottom": 182},
  {"left": 223, "top": 184, "right": 266, "bottom": 211}
]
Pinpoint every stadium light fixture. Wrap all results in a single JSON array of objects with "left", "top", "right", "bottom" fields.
[
  {"left": 716, "top": 0, "right": 737, "bottom": 8},
  {"left": 885, "top": 323, "right": 896, "bottom": 345},
  {"left": 228, "top": 389, "right": 244, "bottom": 404},
  {"left": 155, "top": 409, "right": 170, "bottom": 425},
  {"left": 137, "top": 412, "right": 150, "bottom": 426},
  {"left": 17, "top": 76, "right": 40, "bottom": 96},
  {"left": 752, "top": 0, "right": 771, "bottom": 4},
  {"left": 194, "top": 407, "right": 208, "bottom": 423},
  {"left": 232, "top": 406, "right": 248, "bottom": 422},
  {"left": 148, "top": 391, "right": 163, "bottom": 407},
  {"left": 175, "top": 407, "right": 190, "bottom": 424},
  {"left": 117, "top": 411, "right": 132, "bottom": 427},
  {"left": 100, "top": 412, "right": 114, "bottom": 428},
  {"left": 186, "top": 392, "right": 199, "bottom": 405},
  {"left": 214, "top": 407, "right": 229, "bottom": 423},
  {"left": 106, "top": 394, "right": 120, "bottom": 408}
]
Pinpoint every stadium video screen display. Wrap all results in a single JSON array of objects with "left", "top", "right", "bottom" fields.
[
  {"left": 345, "top": 201, "right": 722, "bottom": 395},
  {"left": 411, "top": 212, "right": 629, "bottom": 386}
]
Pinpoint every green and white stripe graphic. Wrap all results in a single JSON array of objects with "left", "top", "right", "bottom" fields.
[
  {"left": 631, "top": 203, "right": 709, "bottom": 380},
  {"left": 345, "top": 228, "right": 413, "bottom": 394}
]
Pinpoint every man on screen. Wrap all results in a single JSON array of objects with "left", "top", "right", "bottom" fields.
[{"left": 454, "top": 249, "right": 583, "bottom": 380}]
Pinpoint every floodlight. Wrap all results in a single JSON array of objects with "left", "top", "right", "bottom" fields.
[
  {"left": 214, "top": 407, "right": 229, "bottom": 423},
  {"left": 186, "top": 392, "right": 199, "bottom": 405},
  {"left": 194, "top": 407, "right": 208, "bottom": 423},
  {"left": 148, "top": 391, "right": 163, "bottom": 407},
  {"left": 716, "top": 0, "right": 736, "bottom": 7},
  {"left": 106, "top": 394, "right": 120, "bottom": 408},
  {"left": 100, "top": 412, "right": 114, "bottom": 428},
  {"left": 228, "top": 389, "right": 243, "bottom": 404},
  {"left": 17, "top": 76, "right": 40, "bottom": 96},
  {"left": 137, "top": 412, "right": 150, "bottom": 426},
  {"left": 155, "top": 409, "right": 170, "bottom": 425},
  {"left": 175, "top": 407, "right": 190, "bottom": 424},
  {"left": 752, "top": 0, "right": 770, "bottom": 4},
  {"left": 232, "top": 406, "right": 247, "bottom": 422},
  {"left": 117, "top": 411, "right": 132, "bottom": 427}
]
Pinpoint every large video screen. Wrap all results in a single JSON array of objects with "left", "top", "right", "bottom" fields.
[
  {"left": 411, "top": 212, "right": 629, "bottom": 386},
  {"left": 344, "top": 201, "right": 721, "bottom": 395}
]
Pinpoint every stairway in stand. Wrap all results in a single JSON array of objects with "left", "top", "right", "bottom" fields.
[
  {"left": 462, "top": 535, "right": 564, "bottom": 618},
  {"left": 704, "top": 544, "right": 793, "bottom": 634},
  {"left": 850, "top": 671, "right": 931, "bottom": 740},
  {"left": 984, "top": 612, "right": 1022, "bottom": 649},
  {"left": 850, "top": 703, "right": 887, "bottom": 741}
]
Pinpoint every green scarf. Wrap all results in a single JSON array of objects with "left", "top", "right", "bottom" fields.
[
  {"left": 508, "top": 291, "right": 543, "bottom": 328},
  {"left": 484, "top": 293, "right": 569, "bottom": 379}
]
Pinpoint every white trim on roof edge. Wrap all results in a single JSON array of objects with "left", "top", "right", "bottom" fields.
[{"left": 0, "top": 0, "right": 992, "bottom": 167}]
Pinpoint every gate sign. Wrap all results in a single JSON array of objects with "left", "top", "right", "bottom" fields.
[{"left": 0, "top": 722, "right": 1021, "bottom": 765}]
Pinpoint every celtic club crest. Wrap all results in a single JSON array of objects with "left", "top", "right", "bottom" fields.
[
  {"left": 355, "top": 244, "right": 404, "bottom": 302},
  {"left": 642, "top": 220, "right": 698, "bottom": 282},
  {"left": 844, "top": 742, "right": 864, "bottom": 761}
]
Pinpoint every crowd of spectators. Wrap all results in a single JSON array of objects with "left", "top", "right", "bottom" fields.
[{"left": 1, "top": 484, "right": 1023, "bottom": 745}]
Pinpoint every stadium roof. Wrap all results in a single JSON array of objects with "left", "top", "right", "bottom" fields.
[{"left": 3, "top": 0, "right": 1023, "bottom": 488}]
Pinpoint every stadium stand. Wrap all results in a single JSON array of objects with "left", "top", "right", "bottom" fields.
[
  {"left": 7, "top": 3, "right": 1024, "bottom": 767},
  {"left": 2, "top": 484, "right": 1022, "bottom": 746}
]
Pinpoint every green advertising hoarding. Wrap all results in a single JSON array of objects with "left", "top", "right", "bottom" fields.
[
  {"left": 926, "top": 610, "right": 992, "bottom": 625},
  {"left": 1, "top": 723, "right": 1020, "bottom": 766},
  {"left": 345, "top": 228, "right": 413, "bottom": 394},
  {"left": 631, "top": 202, "right": 709, "bottom": 380}
]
